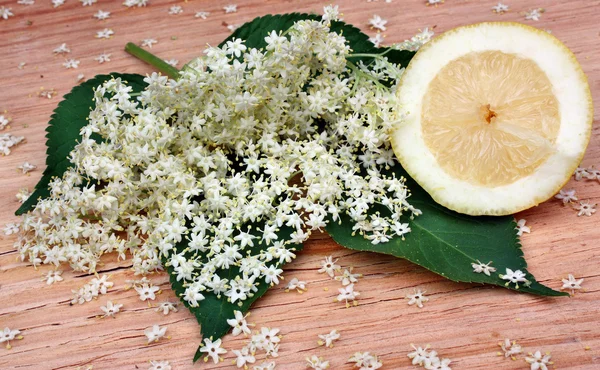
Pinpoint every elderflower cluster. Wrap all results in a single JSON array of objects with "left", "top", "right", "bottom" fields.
[{"left": 15, "top": 12, "right": 419, "bottom": 311}]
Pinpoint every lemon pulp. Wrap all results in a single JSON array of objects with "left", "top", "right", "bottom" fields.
[{"left": 421, "top": 50, "right": 560, "bottom": 187}]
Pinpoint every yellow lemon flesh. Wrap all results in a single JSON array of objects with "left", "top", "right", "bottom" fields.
[{"left": 391, "top": 22, "right": 593, "bottom": 215}]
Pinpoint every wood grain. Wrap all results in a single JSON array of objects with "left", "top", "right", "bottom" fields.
[{"left": 1, "top": 0, "right": 599, "bottom": 369}]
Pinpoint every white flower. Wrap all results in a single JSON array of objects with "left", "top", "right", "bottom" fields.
[
  {"left": 322, "top": 5, "right": 340, "bottom": 23},
  {"left": 0, "top": 327, "right": 22, "bottom": 349},
  {"left": 393, "top": 27, "right": 434, "bottom": 51},
  {"left": 471, "top": 260, "right": 496, "bottom": 276},
  {"left": 3, "top": 222, "right": 19, "bottom": 235},
  {"left": 574, "top": 200, "right": 596, "bottom": 217},
  {"left": 525, "top": 8, "right": 543, "bottom": 21},
  {"left": 52, "top": 0, "right": 65, "bottom": 8},
  {"left": 254, "top": 362, "right": 276, "bottom": 370},
  {"left": 135, "top": 284, "right": 160, "bottom": 301},
  {"left": 0, "top": 6, "right": 14, "bottom": 20},
  {"left": 233, "top": 346, "right": 256, "bottom": 368},
  {"left": 499, "top": 338, "right": 522, "bottom": 359},
  {"left": 168, "top": 6, "right": 182, "bottom": 15},
  {"left": 335, "top": 267, "right": 362, "bottom": 286},
  {"left": 574, "top": 167, "right": 589, "bottom": 180},
  {"left": 94, "top": 10, "right": 110, "bottom": 20},
  {"left": 492, "top": 3, "right": 509, "bottom": 13},
  {"left": 0, "top": 133, "right": 24, "bottom": 155},
  {"left": 424, "top": 357, "right": 452, "bottom": 370},
  {"left": 18, "top": 162, "right": 36, "bottom": 174},
  {"left": 96, "top": 28, "right": 114, "bottom": 38},
  {"left": 317, "top": 330, "right": 340, "bottom": 348},
  {"left": 148, "top": 360, "right": 171, "bottom": 370},
  {"left": 515, "top": 219, "right": 530, "bottom": 236},
  {"left": 227, "top": 310, "right": 253, "bottom": 336},
  {"left": 165, "top": 59, "right": 178, "bottom": 67},
  {"left": 199, "top": 337, "right": 227, "bottom": 364},
  {"left": 43, "top": 270, "right": 63, "bottom": 285},
  {"left": 0, "top": 115, "right": 9, "bottom": 130},
  {"left": 100, "top": 300, "right": 123, "bottom": 318},
  {"left": 561, "top": 274, "right": 583, "bottom": 295},
  {"left": 17, "top": 0, "right": 35, "bottom": 5},
  {"left": 155, "top": 301, "right": 178, "bottom": 315},
  {"left": 337, "top": 284, "right": 359, "bottom": 307},
  {"left": 318, "top": 256, "right": 340, "bottom": 278},
  {"left": 285, "top": 277, "right": 307, "bottom": 293},
  {"left": 80, "top": 0, "right": 97, "bottom": 6},
  {"left": 426, "top": 0, "right": 444, "bottom": 4},
  {"left": 500, "top": 268, "right": 528, "bottom": 288},
  {"left": 348, "top": 352, "right": 382, "bottom": 369},
  {"left": 144, "top": 324, "right": 167, "bottom": 343},
  {"left": 555, "top": 189, "right": 577, "bottom": 204},
  {"left": 408, "top": 344, "right": 434, "bottom": 366},
  {"left": 306, "top": 355, "right": 329, "bottom": 369},
  {"left": 525, "top": 350, "right": 553, "bottom": 370},
  {"left": 16, "top": 188, "right": 31, "bottom": 203},
  {"left": 368, "top": 15, "right": 387, "bottom": 31},
  {"left": 195, "top": 11, "right": 209, "bottom": 19},
  {"left": 369, "top": 33, "right": 384, "bottom": 47},
  {"left": 63, "top": 59, "right": 80, "bottom": 69},
  {"left": 406, "top": 289, "right": 429, "bottom": 308},
  {"left": 141, "top": 38, "right": 158, "bottom": 48},
  {"left": 223, "top": 4, "right": 237, "bottom": 13},
  {"left": 95, "top": 53, "right": 111, "bottom": 64}
]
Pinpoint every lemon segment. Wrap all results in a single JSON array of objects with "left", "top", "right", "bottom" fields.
[{"left": 392, "top": 22, "right": 593, "bottom": 216}]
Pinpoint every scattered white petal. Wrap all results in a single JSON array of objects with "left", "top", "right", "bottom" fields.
[
  {"left": 0, "top": 6, "right": 14, "bottom": 20},
  {"left": 199, "top": 337, "right": 227, "bottom": 364},
  {"left": 285, "top": 277, "right": 307, "bottom": 293},
  {"left": 141, "top": 38, "right": 158, "bottom": 48},
  {"left": 498, "top": 338, "right": 522, "bottom": 359},
  {"left": 135, "top": 283, "right": 160, "bottom": 301},
  {"left": 233, "top": 346, "right": 256, "bottom": 368},
  {"left": 306, "top": 355, "right": 329, "bottom": 369},
  {"left": 53, "top": 43, "right": 70, "bottom": 54},
  {"left": 148, "top": 360, "right": 171, "bottom": 370},
  {"left": 94, "top": 10, "right": 111, "bottom": 20},
  {"left": 165, "top": 59, "right": 178, "bottom": 67},
  {"left": 335, "top": 267, "right": 362, "bottom": 286},
  {"left": 500, "top": 268, "right": 528, "bottom": 289},
  {"left": 123, "top": 0, "right": 149, "bottom": 7},
  {"left": 3, "top": 223, "right": 19, "bottom": 236},
  {"left": 525, "top": 8, "right": 543, "bottom": 21},
  {"left": 0, "top": 115, "right": 10, "bottom": 130},
  {"left": 0, "top": 327, "right": 23, "bottom": 349},
  {"left": 95, "top": 53, "right": 112, "bottom": 64},
  {"left": 63, "top": 59, "right": 80, "bottom": 69},
  {"left": 0, "top": 133, "right": 25, "bottom": 155},
  {"left": 96, "top": 28, "right": 114, "bottom": 39},
  {"left": 561, "top": 274, "right": 583, "bottom": 295},
  {"left": 525, "top": 351, "right": 552, "bottom": 370},
  {"left": 17, "top": 62, "right": 26, "bottom": 69},
  {"left": 471, "top": 260, "right": 496, "bottom": 276},
  {"left": 52, "top": 0, "right": 65, "bottom": 8},
  {"left": 16, "top": 188, "right": 31, "bottom": 203},
  {"left": 18, "top": 0, "right": 35, "bottom": 5},
  {"left": 574, "top": 200, "right": 596, "bottom": 217},
  {"left": 223, "top": 4, "right": 237, "bottom": 13},
  {"left": 195, "top": 11, "right": 209, "bottom": 19},
  {"left": 100, "top": 300, "right": 123, "bottom": 318},
  {"left": 227, "top": 310, "right": 253, "bottom": 336},
  {"left": 168, "top": 5, "right": 182, "bottom": 15},
  {"left": 18, "top": 162, "right": 36, "bottom": 174},
  {"left": 406, "top": 289, "right": 429, "bottom": 308},
  {"left": 144, "top": 324, "right": 167, "bottom": 343},
  {"left": 80, "top": 0, "right": 97, "bottom": 6},
  {"left": 515, "top": 219, "right": 530, "bottom": 236},
  {"left": 492, "top": 3, "right": 509, "bottom": 13},
  {"left": 337, "top": 284, "right": 359, "bottom": 307},
  {"left": 369, "top": 15, "right": 387, "bottom": 31},
  {"left": 369, "top": 33, "right": 384, "bottom": 47},
  {"left": 318, "top": 256, "right": 340, "bottom": 278},
  {"left": 318, "top": 329, "right": 340, "bottom": 348},
  {"left": 348, "top": 352, "right": 382, "bottom": 369},
  {"left": 426, "top": 0, "right": 444, "bottom": 5},
  {"left": 77, "top": 73, "right": 85, "bottom": 82},
  {"left": 155, "top": 301, "right": 178, "bottom": 315},
  {"left": 555, "top": 189, "right": 577, "bottom": 204},
  {"left": 43, "top": 270, "right": 63, "bottom": 285}
]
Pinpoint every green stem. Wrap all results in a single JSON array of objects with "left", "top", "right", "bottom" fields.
[{"left": 124, "top": 42, "right": 180, "bottom": 79}]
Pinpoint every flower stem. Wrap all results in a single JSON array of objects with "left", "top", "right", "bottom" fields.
[{"left": 124, "top": 42, "right": 180, "bottom": 79}]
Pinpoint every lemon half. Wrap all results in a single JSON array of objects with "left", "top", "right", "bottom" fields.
[{"left": 391, "top": 22, "right": 593, "bottom": 216}]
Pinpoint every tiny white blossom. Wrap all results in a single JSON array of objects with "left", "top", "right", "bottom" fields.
[
  {"left": 3, "top": 223, "right": 19, "bottom": 235},
  {"left": 492, "top": 3, "right": 509, "bottom": 13},
  {"left": 77, "top": 73, "right": 85, "bottom": 82},
  {"left": 43, "top": 270, "right": 63, "bottom": 285},
  {"left": 574, "top": 200, "right": 596, "bottom": 217},
  {"left": 80, "top": 0, "right": 97, "bottom": 6},
  {"left": 0, "top": 6, "right": 14, "bottom": 20},
  {"left": 253, "top": 362, "right": 276, "bottom": 370},
  {"left": 285, "top": 277, "right": 307, "bottom": 293},
  {"left": 317, "top": 330, "right": 340, "bottom": 348},
  {"left": 94, "top": 10, "right": 110, "bottom": 20},
  {"left": 348, "top": 352, "right": 382, "bottom": 369},
  {"left": 199, "top": 337, "right": 227, "bottom": 364},
  {"left": 369, "top": 33, "right": 384, "bottom": 47},
  {"left": 141, "top": 38, "right": 158, "bottom": 48},
  {"left": 0, "top": 115, "right": 9, "bottom": 130},
  {"left": 227, "top": 310, "right": 253, "bottom": 336},
  {"left": 555, "top": 189, "right": 577, "bottom": 204},
  {"left": 53, "top": 43, "right": 71, "bottom": 54},
  {"left": 135, "top": 284, "right": 160, "bottom": 301},
  {"left": 96, "top": 28, "right": 114, "bottom": 39},
  {"left": 165, "top": 59, "right": 178, "bottom": 67},
  {"left": 574, "top": 167, "right": 589, "bottom": 181},
  {"left": 408, "top": 344, "right": 434, "bottom": 366},
  {"left": 318, "top": 256, "right": 340, "bottom": 278},
  {"left": 144, "top": 324, "right": 167, "bottom": 343},
  {"left": 426, "top": 0, "right": 444, "bottom": 5},
  {"left": 406, "top": 289, "right": 429, "bottom": 308},
  {"left": 525, "top": 351, "right": 553, "bottom": 370},
  {"left": 223, "top": 4, "right": 237, "bottom": 13},
  {"left": 52, "top": 0, "right": 65, "bottom": 8},
  {"left": 525, "top": 8, "right": 543, "bottom": 21},
  {"left": 335, "top": 267, "right": 362, "bottom": 286},
  {"left": 321, "top": 5, "right": 340, "bottom": 23},
  {"left": 0, "top": 327, "right": 22, "bottom": 349},
  {"left": 471, "top": 260, "right": 496, "bottom": 276},
  {"left": 148, "top": 360, "right": 171, "bottom": 370},
  {"left": 95, "top": 53, "right": 111, "bottom": 64},
  {"left": 500, "top": 268, "right": 528, "bottom": 289},
  {"left": 155, "top": 301, "right": 178, "bottom": 315},
  {"left": 306, "top": 355, "right": 329, "bottom": 369},
  {"left": 168, "top": 6, "right": 182, "bottom": 15},
  {"left": 515, "top": 219, "right": 530, "bottom": 236},
  {"left": 17, "top": 0, "right": 35, "bottom": 5},
  {"left": 63, "top": 59, "right": 80, "bottom": 69},
  {"left": 100, "top": 300, "right": 123, "bottom": 318},
  {"left": 424, "top": 357, "right": 452, "bottom": 370},
  {"left": 499, "top": 338, "right": 522, "bottom": 359},
  {"left": 561, "top": 274, "right": 583, "bottom": 295},
  {"left": 195, "top": 11, "right": 209, "bottom": 19},
  {"left": 337, "top": 284, "right": 359, "bottom": 307},
  {"left": 233, "top": 346, "right": 256, "bottom": 368},
  {"left": 369, "top": 15, "right": 387, "bottom": 31}
]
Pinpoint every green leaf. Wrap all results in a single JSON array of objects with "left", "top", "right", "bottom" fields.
[
  {"left": 164, "top": 224, "right": 303, "bottom": 362},
  {"left": 326, "top": 165, "right": 567, "bottom": 297},
  {"left": 15, "top": 73, "right": 147, "bottom": 215}
]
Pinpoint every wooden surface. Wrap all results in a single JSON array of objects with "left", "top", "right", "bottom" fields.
[{"left": 1, "top": 0, "right": 599, "bottom": 369}]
